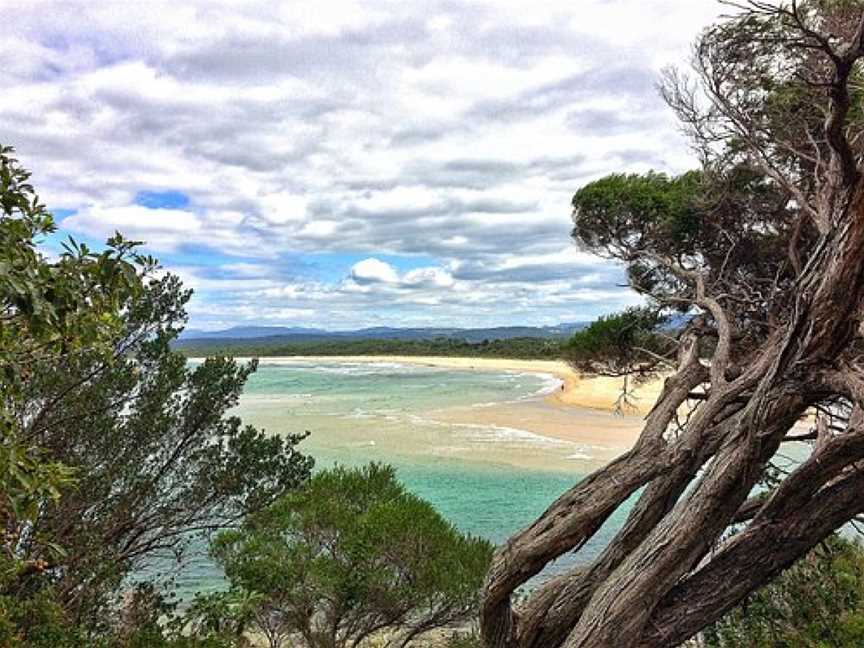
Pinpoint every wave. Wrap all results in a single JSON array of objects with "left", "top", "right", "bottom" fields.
[
  {"left": 456, "top": 424, "right": 574, "bottom": 449},
  {"left": 471, "top": 400, "right": 506, "bottom": 408},
  {"left": 408, "top": 419, "right": 574, "bottom": 450},
  {"left": 490, "top": 371, "right": 563, "bottom": 400},
  {"left": 253, "top": 358, "right": 431, "bottom": 374},
  {"left": 239, "top": 393, "right": 313, "bottom": 403},
  {"left": 344, "top": 407, "right": 403, "bottom": 421},
  {"left": 520, "top": 372, "right": 564, "bottom": 398},
  {"left": 301, "top": 362, "right": 432, "bottom": 377}
]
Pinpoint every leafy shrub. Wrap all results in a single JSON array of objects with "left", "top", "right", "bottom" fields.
[
  {"left": 704, "top": 536, "right": 864, "bottom": 647},
  {"left": 212, "top": 463, "right": 494, "bottom": 648}
]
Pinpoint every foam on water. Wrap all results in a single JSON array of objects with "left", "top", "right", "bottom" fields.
[
  {"left": 241, "top": 393, "right": 313, "bottom": 404},
  {"left": 527, "top": 374, "right": 564, "bottom": 397},
  {"left": 257, "top": 360, "right": 433, "bottom": 377},
  {"left": 344, "top": 407, "right": 403, "bottom": 421},
  {"left": 449, "top": 422, "right": 575, "bottom": 449},
  {"left": 470, "top": 400, "right": 509, "bottom": 409}
]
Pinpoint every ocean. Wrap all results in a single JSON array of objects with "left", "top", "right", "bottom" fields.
[{"left": 168, "top": 359, "right": 637, "bottom": 598}]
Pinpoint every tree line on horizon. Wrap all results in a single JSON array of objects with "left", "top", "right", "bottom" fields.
[{"left": 176, "top": 335, "right": 568, "bottom": 360}]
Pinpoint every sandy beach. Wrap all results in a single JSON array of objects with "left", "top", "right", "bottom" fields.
[{"left": 241, "top": 355, "right": 667, "bottom": 452}]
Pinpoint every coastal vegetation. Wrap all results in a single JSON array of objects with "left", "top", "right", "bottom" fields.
[
  {"left": 481, "top": 2, "right": 864, "bottom": 647},
  {"left": 704, "top": 536, "right": 864, "bottom": 647},
  {"left": 209, "top": 464, "right": 492, "bottom": 648},
  {"left": 0, "top": 144, "right": 311, "bottom": 646},
  {"left": 176, "top": 336, "right": 566, "bottom": 360},
  {"left": 0, "top": 147, "right": 488, "bottom": 646}
]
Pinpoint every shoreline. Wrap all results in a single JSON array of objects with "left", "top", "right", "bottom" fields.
[
  {"left": 217, "top": 354, "right": 665, "bottom": 415},
  {"left": 201, "top": 355, "right": 667, "bottom": 451}
]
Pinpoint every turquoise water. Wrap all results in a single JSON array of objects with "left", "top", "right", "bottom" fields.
[
  {"left": 240, "top": 360, "right": 551, "bottom": 412},
  {"left": 166, "top": 360, "right": 631, "bottom": 598}
]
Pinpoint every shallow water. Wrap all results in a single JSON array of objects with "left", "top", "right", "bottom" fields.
[
  {"left": 238, "top": 359, "right": 609, "bottom": 472},
  {"left": 164, "top": 360, "right": 635, "bottom": 598}
]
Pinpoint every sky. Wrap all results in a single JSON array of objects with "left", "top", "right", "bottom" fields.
[{"left": 2, "top": 0, "right": 722, "bottom": 331}]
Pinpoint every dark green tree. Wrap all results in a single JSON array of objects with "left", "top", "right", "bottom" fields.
[
  {"left": 212, "top": 463, "right": 493, "bottom": 648},
  {"left": 0, "top": 145, "right": 313, "bottom": 643},
  {"left": 562, "top": 307, "right": 674, "bottom": 413}
]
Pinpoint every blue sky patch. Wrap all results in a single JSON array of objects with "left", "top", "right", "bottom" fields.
[{"left": 134, "top": 190, "right": 190, "bottom": 210}]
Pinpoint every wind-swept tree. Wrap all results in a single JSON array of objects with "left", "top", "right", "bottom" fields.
[
  {"left": 0, "top": 145, "right": 314, "bottom": 641},
  {"left": 481, "top": 3, "right": 864, "bottom": 647}
]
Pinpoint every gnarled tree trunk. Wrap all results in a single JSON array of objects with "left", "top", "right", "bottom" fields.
[{"left": 482, "top": 3, "right": 864, "bottom": 647}]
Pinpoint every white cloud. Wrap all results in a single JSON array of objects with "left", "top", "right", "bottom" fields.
[
  {"left": 403, "top": 266, "right": 454, "bottom": 288},
  {"left": 4, "top": 0, "right": 722, "bottom": 328},
  {"left": 64, "top": 205, "right": 202, "bottom": 250},
  {"left": 350, "top": 258, "right": 400, "bottom": 284}
]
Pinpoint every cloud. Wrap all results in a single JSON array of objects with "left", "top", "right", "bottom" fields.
[
  {"left": 348, "top": 258, "right": 455, "bottom": 290},
  {"left": 403, "top": 266, "right": 455, "bottom": 288},
  {"left": 63, "top": 205, "right": 203, "bottom": 249},
  {"left": 4, "top": 0, "right": 722, "bottom": 328},
  {"left": 350, "top": 258, "right": 400, "bottom": 284},
  {"left": 467, "top": 65, "right": 658, "bottom": 124}
]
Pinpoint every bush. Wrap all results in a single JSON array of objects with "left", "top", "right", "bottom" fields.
[
  {"left": 704, "top": 536, "right": 864, "bottom": 647},
  {"left": 212, "top": 463, "right": 494, "bottom": 648}
]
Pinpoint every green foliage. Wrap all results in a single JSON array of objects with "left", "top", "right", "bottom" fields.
[
  {"left": 441, "top": 630, "right": 485, "bottom": 648},
  {"left": 570, "top": 164, "right": 796, "bottom": 364},
  {"left": 571, "top": 167, "right": 790, "bottom": 295},
  {"left": 0, "top": 144, "right": 151, "bottom": 354},
  {"left": 562, "top": 307, "right": 671, "bottom": 381},
  {"left": 571, "top": 171, "right": 702, "bottom": 261},
  {"left": 0, "top": 581, "right": 238, "bottom": 648},
  {"left": 10, "top": 273, "right": 314, "bottom": 623},
  {"left": 183, "top": 590, "right": 259, "bottom": 645},
  {"left": 177, "top": 335, "right": 566, "bottom": 360},
  {"left": 212, "top": 463, "right": 494, "bottom": 648},
  {"left": 697, "top": 0, "right": 864, "bottom": 182},
  {"left": 0, "top": 145, "right": 313, "bottom": 644},
  {"left": 0, "top": 143, "right": 152, "bottom": 602},
  {"left": 704, "top": 536, "right": 864, "bottom": 647}
]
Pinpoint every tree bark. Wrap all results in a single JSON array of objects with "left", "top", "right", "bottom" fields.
[{"left": 482, "top": 5, "right": 864, "bottom": 644}]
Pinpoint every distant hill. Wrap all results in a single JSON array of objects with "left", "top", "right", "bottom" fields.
[
  {"left": 181, "top": 326, "right": 330, "bottom": 340},
  {"left": 177, "top": 322, "right": 589, "bottom": 346}
]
